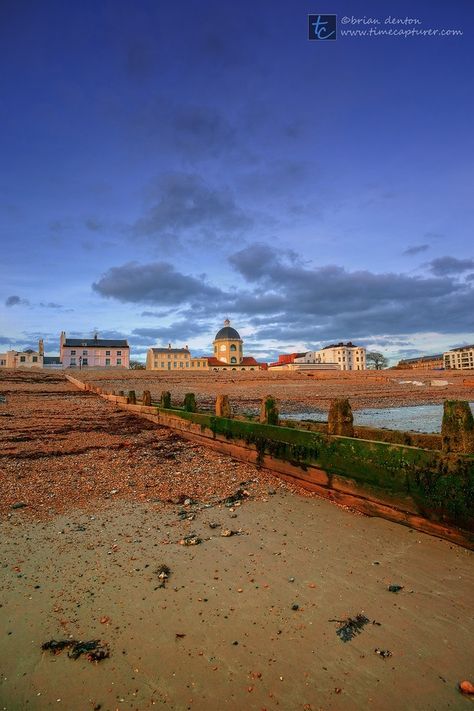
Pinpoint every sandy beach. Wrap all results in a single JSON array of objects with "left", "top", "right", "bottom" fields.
[{"left": 1, "top": 370, "right": 473, "bottom": 710}]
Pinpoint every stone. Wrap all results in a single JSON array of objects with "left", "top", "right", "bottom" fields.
[
  {"left": 215, "top": 394, "right": 232, "bottom": 418},
  {"left": 259, "top": 395, "right": 279, "bottom": 425},
  {"left": 442, "top": 400, "right": 474, "bottom": 454},
  {"left": 328, "top": 398, "right": 354, "bottom": 437}
]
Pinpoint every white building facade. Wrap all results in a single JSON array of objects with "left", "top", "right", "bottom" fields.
[
  {"left": 443, "top": 345, "right": 474, "bottom": 370},
  {"left": 302, "top": 342, "right": 366, "bottom": 371}
]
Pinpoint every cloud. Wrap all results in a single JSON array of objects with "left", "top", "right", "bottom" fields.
[
  {"left": 92, "top": 261, "right": 225, "bottom": 307},
  {"left": 132, "top": 320, "right": 209, "bottom": 343},
  {"left": 85, "top": 218, "right": 103, "bottom": 231},
  {"left": 403, "top": 244, "right": 429, "bottom": 256},
  {"left": 92, "top": 244, "right": 474, "bottom": 345},
  {"left": 132, "top": 173, "right": 252, "bottom": 239},
  {"left": 5, "top": 295, "right": 29, "bottom": 307},
  {"left": 428, "top": 256, "right": 474, "bottom": 276}
]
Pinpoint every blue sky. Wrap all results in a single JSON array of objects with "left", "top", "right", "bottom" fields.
[{"left": 1, "top": 0, "right": 473, "bottom": 363}]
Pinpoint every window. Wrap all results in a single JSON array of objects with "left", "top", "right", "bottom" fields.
[
  {"left": 33, "top": 356, "right": 38, "bottom": 362},
  {"left": 20, "top": 356, "right": 26, "bottom": 362},
  {"left": 197, "top": 361, "right": 200, "bottom": 367},
  {"left": 174, "top": 354, "right": 177, "bottom": 359},
  {"left": 117, "top": 358, "right": 122, "bottom": 365},
  {"left": 106, "top": 358, "right": 110, "bottom": 365},
  {"left": 70, "top": 358, "right": 76, "bottom": 365},
  {"left": 179, "top": 362, "right": 183, "bottom": 368},
  {"left": 161, "top": 362, "right": 165, "bottom": 368},
  {"left": 230, "top": 344, "right": 236, "bottom": 352},
  {"left": 83, "top": 350, "right": 88, "bottom": 356},
  {"left": 71, "top": 350, "right": 76, "bottom": 355},
  {"left": 186, "top": 362, "right": 189, "bottom": 367},
  {"left": 231, "top": 357, "right": 237, "bottom": 363},
  {"left": 82, "top": 358, "right": 88, "bottom": 366},
  {"left": 117, "top": 351, "right": 122, "bottom": 356},
  {"left": 106, "top": 350, "right": 110, "bottom": 356}
]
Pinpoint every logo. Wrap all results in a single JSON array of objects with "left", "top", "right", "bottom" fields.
[{"left": 308, "top": 14, "right": 337, "bottom": 40}]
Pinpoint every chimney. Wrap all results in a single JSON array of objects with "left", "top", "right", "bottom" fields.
[
  {"left": 168, "top": 343, "right": 171, "bottom": 349},
  {"left": 38, "top": 338, "right": 44, "bottom": 356}
]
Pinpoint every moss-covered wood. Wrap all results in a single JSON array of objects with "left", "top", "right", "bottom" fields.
[
  {"left": 161, "top": 391, "right": 171, "bottom": 408},
  {"left": 155, "top": 406, "right": 474, "bottom": 532},
  {"left": 442, "top": 400, "right": 474, "bottom": 454},
  {"left": 183, "top": 393, "right": 197, "bottom": 412},
  {"left": 260, "top": 395, "right": 279, "bottom": 425}
]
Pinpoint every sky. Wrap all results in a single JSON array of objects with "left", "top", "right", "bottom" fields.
[{"left": 1, "top": 0, "right": 473, "bottom": 364}]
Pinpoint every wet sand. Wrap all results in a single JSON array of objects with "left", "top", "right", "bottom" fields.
[
  {"left": 1, "top": 496, "right": 473, "bottom": 711},
  {"left": 1, "top": 370, "right": 474, "bottom": 710}
]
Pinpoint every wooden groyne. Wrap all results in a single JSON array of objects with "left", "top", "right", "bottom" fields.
[{"left": 65, "top": 375, "right": 474, "bottom": 550}]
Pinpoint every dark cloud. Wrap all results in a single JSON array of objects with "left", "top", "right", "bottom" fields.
[
  {"left": 5, "top": 295, "right": 29, "bottom": 307},
  {"left": 39, "top": 302, "right": 71, "bottom": 310},
  {"left": 85, "top": 218, "right": 103, "bottom": 231},
  {"left": 92, "top": 244, "right": 474, "bottom": 345},
  {"left": 0, "top": 335, "right": 11, "bottom": 345},
  {"left": 403, "top": 244, "right": 429, "bottom": 256},
  {"left": 132, "top": 320, "right": 209, "bottom": 343},
  {"left": 132, "top": 173, "right": 252, "bottom": 239},
  {"left": 92, "top": 261, "right": 224, "bottom": 307},
  {"left": 428, "top": 256, "right": 474, "bottom": 276}
]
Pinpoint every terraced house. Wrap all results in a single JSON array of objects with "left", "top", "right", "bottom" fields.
[{"left": 60, "top": 332, "right": 130, "bottom": 368}]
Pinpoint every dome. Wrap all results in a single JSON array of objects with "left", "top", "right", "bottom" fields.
[{"left": 214, "top": 319, "right": 241, "bottom": 341}]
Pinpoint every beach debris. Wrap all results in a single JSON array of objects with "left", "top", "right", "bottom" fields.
[
  {"left": 11, "top": 502, "right": 28, "bottom": 510},
  {"left": 178, "top": 510, "right": 195, "bottom": 521},
  {"left": 221, "top": 528, "right": 245, "bottom": 537},
  {"left": 209, "top": 522, "right": 221, "bottom": 529},
  {"left": 388, "top": 584, "right": 403, "bottom": 593},
  {"left": 375, "top": 648, "right": 392, "bottom": 659},
  {"left": 329, "top": 614, "right": 370, "bottom": 643},
  {"left": 288, "top": 577, "right": 295, "bottom": 583},
  {"left": 175, "top": 633, "right": 186, "bottom": 639},
  {"left": 291, "top": 603, "right": 299, "bottom": 611},
  {"left": 41, "top": 639, "right": 110, "bottom": 662},
  {"left": 222, "top": 488, "right": 250, "bottom": 506},
  {"left": 179, "top": 534, "right": 202, "bottom": 546},
  {"left": 156, "top": 563, "right": 171, "bottom": 588},
  {"left": 459, "top": 680, "right": 474, "bottom": 695}
]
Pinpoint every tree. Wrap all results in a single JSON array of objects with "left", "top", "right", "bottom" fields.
[
  {"left": 129, "top": 360, "right": 146, "bottom": 370},
  {"left": 366, "top": 351, "right": 389, "bottom": 370}
]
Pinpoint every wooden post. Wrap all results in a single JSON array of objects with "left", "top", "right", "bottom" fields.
[
  {"left": 442, "top": 400, "right": 474, "bottom": 453},
  {"left": 328, "top": 399, "right": 354, "bottom": 437},
  {"left": 184, "top": 393, "right": 197, "bottom": 412},
  {"left": 215, "top": 394, "right": 232, "bottom": 418},
  {"left": 161, "top": 390, "right": 171, "bottom": 408},
  {"left": 128, "top": 390, "right": 136, "bottom": 405},
  {"left": 260, "top": 395, "right": 279, "bottom": 425},
  {"left": 142, "top": 390, "right": 151, "bottom": 406}
]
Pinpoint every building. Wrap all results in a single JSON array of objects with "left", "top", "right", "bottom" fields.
[
  {"left": 208, "top": 320, "right": 261, "bottom": 370},
  {"left": 311, "top": 342, "right": 366, "bottom": 371},
  {"left": 60, "top": 332, "right": 130, "bottom": 369},
  {"left": 268, "top": 343, "right": 366, "bottom": 372},
  {"left": 443, "top": 345, "right": 474, "bottom": 370},
  {"left": 396, "top": 354, "right": 444, "bottom": 369},
  {"left": 268, "top": 352, "right": 340, "bottom": 371},
  {"left": 146, "top": 320, "right": 263, "bottom": 372},
  {"left": 146, "top": 345, "right": 208, "bottom": 371},
  {"left": 0, "top": 339, "right": 44, "bottom": 369}
]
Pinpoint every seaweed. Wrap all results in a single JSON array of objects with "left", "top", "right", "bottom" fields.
[{"left": 329, "top": 614, "right": 370, "bottom": 643}]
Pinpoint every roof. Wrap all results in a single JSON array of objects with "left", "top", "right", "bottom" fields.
[
  {"left": 322, "top": 342, "right": 358, "bottom": 350},
  {"left": 43, "top": 356, "right": 61, "bottom": 364},
  {"left": 448, "top": 345, "right": 474, "bottom": 352},
  {"left": 206, "top": 356, "right": 259, "bottom": 367},
  {"left": 63, "top": 339, "right": 129, "bottom": 348},
  {"left": 214, "top": 319, "right": 241, "bottom": 341},
  {"left": 150, "top": 348, "right": 189, "bottom": 354},
  {"left": 214, "top": 326, "right": 241, "bottom": 341},
  {"left": 400, "top": 354, "right": 443, "bottom": 363}
]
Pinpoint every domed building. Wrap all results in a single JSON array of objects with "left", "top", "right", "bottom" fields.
[
  {"left": 207, "top": 319, "right": 261, "bottom": 371},
  {"left": 213, "top": 319, "right": 243, "bottom": 365}
]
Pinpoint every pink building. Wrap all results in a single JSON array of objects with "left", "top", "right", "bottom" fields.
[{"left": 60, "top": 332, "right": 130, "bottom": 369}]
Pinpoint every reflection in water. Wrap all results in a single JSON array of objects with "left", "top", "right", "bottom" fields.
[{"left": 284, "top": 403, "right": 474, "bottom": 434}]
